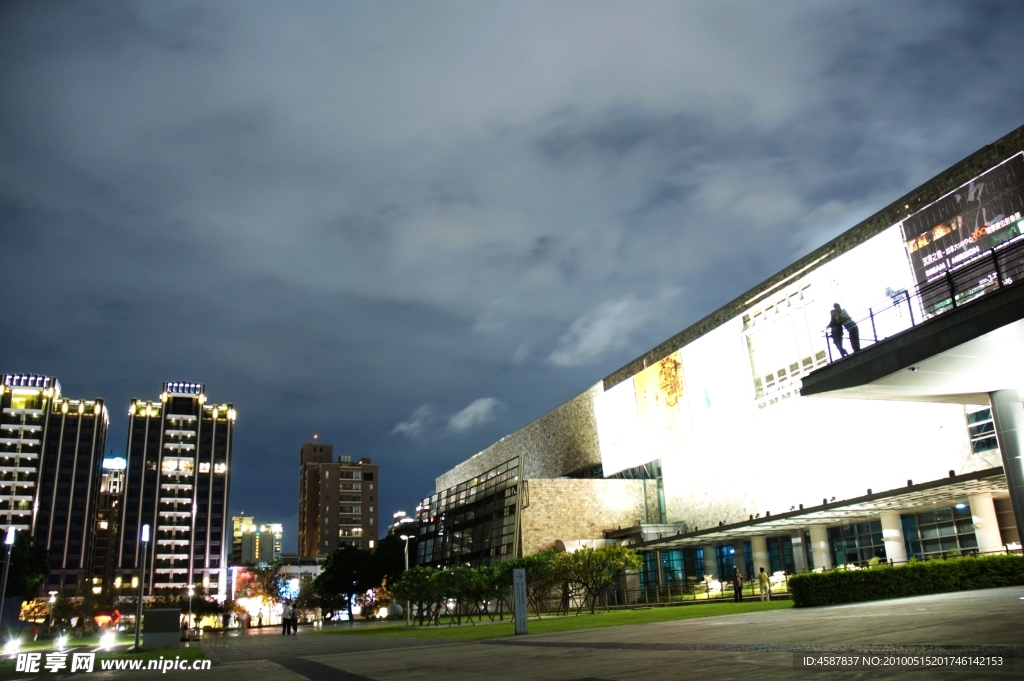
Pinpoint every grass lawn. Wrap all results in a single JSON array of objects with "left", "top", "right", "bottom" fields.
[{"left": 328, "top": 600, "right": 793, "bottom": 640}]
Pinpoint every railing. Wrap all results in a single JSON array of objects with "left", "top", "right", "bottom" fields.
[{"left": 824, "top": 236, "right": 1024, "bottom": 363}]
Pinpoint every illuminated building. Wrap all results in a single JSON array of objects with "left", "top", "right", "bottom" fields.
[
  {"left": 115, "top": 382, "right": 235, "bottom": 597},
  {"left": 297, "top": 442, "right": 378, "bottom": 555},
  {"left": 230, "top": 514, "right": 255, "bottom": 564},
  {"left": 92, "top": 456, "right": 126, "bottom": 592},
  {"left": 232, "top": 516, "right": 283, "bottom": 566},
  {"left": 417, "top": 125, "right": 1024, "bottom": 581},
  {"left": 0, "top": 373, "right": 109, "bottom": 592}
]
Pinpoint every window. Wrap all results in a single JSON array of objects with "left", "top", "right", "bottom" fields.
[
  {"left": 198, "top": 462, "right": 210, "bottom": 473},
  {"left": 902, "top": 503, "right": 977, "bottom": 560},
  {"left": 828, "top": 521, "right": 885, "bottom": 566}
]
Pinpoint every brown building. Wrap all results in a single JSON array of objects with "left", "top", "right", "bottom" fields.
[
  {"left": 92, "top": 459, "right": 124, "bottom": 593},
  {"left": 297, "top": 441, "right": 378, "bottom": 556}
]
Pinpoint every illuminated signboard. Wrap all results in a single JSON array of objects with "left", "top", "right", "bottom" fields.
[
  {"left": 904, "top": 154, "right": 1024, "bottom": 286},
  {"left": 163, "top": 381, "right": 204, "bottom": 395}
]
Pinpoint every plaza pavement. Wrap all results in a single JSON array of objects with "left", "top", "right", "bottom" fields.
[{"left": 69, "top": 587, "right": 1024, "bottom": 681}]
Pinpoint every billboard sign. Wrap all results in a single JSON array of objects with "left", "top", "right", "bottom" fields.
[{"left": 904, "top": 154, "right": 1024, "bottom": 285}]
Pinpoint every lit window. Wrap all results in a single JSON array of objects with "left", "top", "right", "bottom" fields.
[
  {"left": 98, "top": 521, "right": 108, "bottom": 530},
  {"left": 214, "top": 463, "right": 227, "bottom": 474},
  {"left": 198, "top": 462, "right": 210, "bottom": 473}
]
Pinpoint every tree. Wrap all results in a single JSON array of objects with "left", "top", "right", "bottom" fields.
[
  {"left": 6, "top": 531, "right": 48, "bottom": 599},
  {"left": 313, "top": 545, "right": 372, "bottom": 620},
  {"left": 564, "top": 545, "right": 641, "bottom": 614},
  {"left": 390, "top": 566, "right": 437, "bottom": 626},
  {"left": 509, "top": 551, "right": 559, "bottom": 619}
]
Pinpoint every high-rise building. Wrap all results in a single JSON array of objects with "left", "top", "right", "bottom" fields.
[
  {"left": 92, "top": 457, "right": 125, "bottom": 593},
  {"left": 0, "top": 373, "right": 109, "bottom": 593},
  {"left": 232, "top": 515, "right": 283, "bottom": 566},
  {"left": 297, "top": 442, "right": 378, "bottom": 555},
  {"left": 115, "top": 382, "right": 235, "bottom": 597},
  {"left": 230, "top": 514, "right": 255, "bottom": 564},
  {"left": 239, "top": 523, "right": 283, "bottom": 566}
]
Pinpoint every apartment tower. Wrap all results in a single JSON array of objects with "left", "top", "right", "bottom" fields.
[
  {"left": 298, "top": 441, "right": 378, "bottom": 555},
  {"left": 0, "top": 373, "right": 109, "bottom": 592},
  {"left": 116, "top": 382, "right": 235, "bottom": 597}
]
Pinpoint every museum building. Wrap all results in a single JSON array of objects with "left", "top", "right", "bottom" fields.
[{"left": 414, "top": 123, "right": 1024, "bottom": 588}]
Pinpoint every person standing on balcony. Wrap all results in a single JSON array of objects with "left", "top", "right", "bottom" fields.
[
  {"left": 828, "top": 305, "right": 848, "bottom": 357},
  {"left": 835, "top": 304, "right": 861, "bottom": 352}
]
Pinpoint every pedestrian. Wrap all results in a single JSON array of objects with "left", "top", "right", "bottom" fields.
[
  {"left": 732, "top": 567, "right": 743, "bottom": 603},
  {"left": 836, "top": 304, "right": 861, "bottom": 352},
  {"left": 291, "top": 605, "right": 298, "bottom": 634},
  {"left": 758, "top": 567, "right": 770, "bottom": 602},
  {"left": 828, "top": 305, "right": 847, "bottom": 357},
  {"left": 257, "top": 612, "right": 262, "bottom": 629},
  {"left": 282, "top": 602, "right": 291, "bottom": 636}
]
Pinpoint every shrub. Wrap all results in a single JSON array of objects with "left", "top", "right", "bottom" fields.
[{"left": 789, "top": 553, "right": 1024, "bottom": 607}]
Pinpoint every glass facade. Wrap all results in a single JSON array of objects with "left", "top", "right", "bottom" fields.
[
  {"left": 901, "top": 503, "right": 977, "bottom": 559},
  {"left": 766, "top": 536, "right": 795, "bottom": 573},
  {"left": 415, "top": 458, "right": 519, "bottom": 568},
  {"left": 828, "top": 520, "right": 886, "bottom": 566},
  {"left": 966, "top": 407, "right": 999, "bottom": 455}
]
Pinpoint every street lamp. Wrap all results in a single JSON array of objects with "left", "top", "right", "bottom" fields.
[
  {"left": 0, "top": 528, "right": 15, "bottom": 633},
  {"left": 134, "top": 524, "right": 150, "bottom": 651},
  {"left": 187, "top": 584, "right": 194, "bottom": 642},
  {"left": 400, "top": 534, "right": 411, "bottom": 626},
  {"left": 48, "top": 591, "right": 58, "bottom": 631}
]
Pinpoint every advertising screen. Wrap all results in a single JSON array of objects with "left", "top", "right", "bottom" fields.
[{"left": 904, "top": 154, "right": 1024, "bottom": 286}]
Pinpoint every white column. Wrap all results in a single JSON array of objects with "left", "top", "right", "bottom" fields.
[
  {"left": 732, "top": 540, "right": 747, "bottom": 578},
  {"left": 969, "top": 493, "right": 1004, "bottom": 554},
  {"left": 702, "top": 544, "right": 718, "bottom": 580},
  {"left": 879, "top": 512, "right": 907, "bottom": 565},
  {"left": 809, "top": 525, "right": 832, "bottom": 570},
  {"left": 990, "top": 390, "right": 1024, "bottom": 541},
  {"left": 750, "top": 535, "right": 770, "bottom": 574},
  {"left": 790, "top": 531, "right": 808, "bottom": 572}
]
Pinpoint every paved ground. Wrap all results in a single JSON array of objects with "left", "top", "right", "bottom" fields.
[{"left": 52, "top": 587, "right": 1024, "bottom": 680}]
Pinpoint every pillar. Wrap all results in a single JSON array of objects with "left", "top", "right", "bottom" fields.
[
  {"left": 989, "top": 390, "right": 1024, "bottom": 542},
  {"left": 809, "top": 525, "right": 832, "bottom": 570},
  {"left": 790, "top": 531, "right": 808, "bottom": 572},
  {"left": 732, "top": 540, "right": 747, "bottom": 578},
  {"left": 655, "top": 550, "right": 665, "bottom": 588},
  {"left": 969, "top": 493, "right": 1004, "bottom": 554},
  {"left": 702, "top": 544, "right": 718, "bottom": 580},
  {"left": 750, "top": 535, "right": 770, "bottom": 575},
  {"left": 879, "top": 512, "right": 907, "bottom": 564}
]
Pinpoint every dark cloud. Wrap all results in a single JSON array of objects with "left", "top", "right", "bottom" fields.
[{"left": 1, "top": 0, "right": 1023, "bottom": 551}]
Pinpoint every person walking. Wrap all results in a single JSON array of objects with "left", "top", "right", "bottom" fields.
[
  {"left": 291, "top": 605, "right": 298, "bottom": 635},
  {"left": 828, "top": 305, "right": 847, "bottom": 357},
  {"left": 281, "top": 602, "right": 291, "bottom": 636},
  {"left": 758, "top": 567, "right": 770, "bottom": 602},
  {"left": 732, "top": 567, "right": 743, "bottom": 603}
]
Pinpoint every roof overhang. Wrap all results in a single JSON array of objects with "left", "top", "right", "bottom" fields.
[{"left": 631, "top": 468, "right": 1006, "bottom": 551}]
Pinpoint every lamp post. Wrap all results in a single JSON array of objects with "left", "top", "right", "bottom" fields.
[
  {"left": 0, "top": 528, "right": 15, "bottom": 633},
  {"left": 48, "top": 591, "right": 58, "bottom": 631},
  {"left": 400, "top": 534, "right": 411, "bottom": 626},
  {"left": 134, "top": 524, "right": 150, "bottom": 650},
  {"left": 187, "top": 584, "right": 194, "bottom": 642}
]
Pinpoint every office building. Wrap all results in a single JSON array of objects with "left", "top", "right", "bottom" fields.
[
  {"left": 92, "top": 456, "right": 125, "bottom": 593},
  {"left": 115, "top": 382, "right": 235, "bottom": 597},
  {"left": 297, "top": 442, "right": 378, "bottom": 555},
  {"left": 0, "top": 373, "right": 109, "bottom": 592},
  {"left": 416, "top": 124, "right": 1024, "bottom": 583},
  {"left": 232, "top": 515, "right": 283, "bottom": 566},
  {"left": 230, "top": 514, "right": 255, "bottom": 564}
]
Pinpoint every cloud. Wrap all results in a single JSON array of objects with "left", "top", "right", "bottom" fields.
[
  {"left": 547, "top": 295, "right": 665, "bottom": 367},
  {"left": 392, "top": 405, "right": 435, "bottom": 438},
  {"left": 448, "top": 398, "right": 502, "bottom": 433}
]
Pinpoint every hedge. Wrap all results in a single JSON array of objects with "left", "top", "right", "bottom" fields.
[{"left": 788, "top": 553, "right": 1024, "bottom": 607}]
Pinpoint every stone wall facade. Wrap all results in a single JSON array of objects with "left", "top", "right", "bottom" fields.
[
  {"left": 519, "top": 478, "right": 659, "bottom": 557},
  {"left": 435, "top": 383, "right": 603, "bottom": 491}
]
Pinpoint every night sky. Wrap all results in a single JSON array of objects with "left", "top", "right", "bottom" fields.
[{"left": 2, "top": 1, "right": 1023, "bottom": 552}]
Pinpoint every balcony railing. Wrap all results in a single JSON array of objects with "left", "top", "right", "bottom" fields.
[{"left": 825, "top": 236, "right": 1024, "bottom": 362}]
